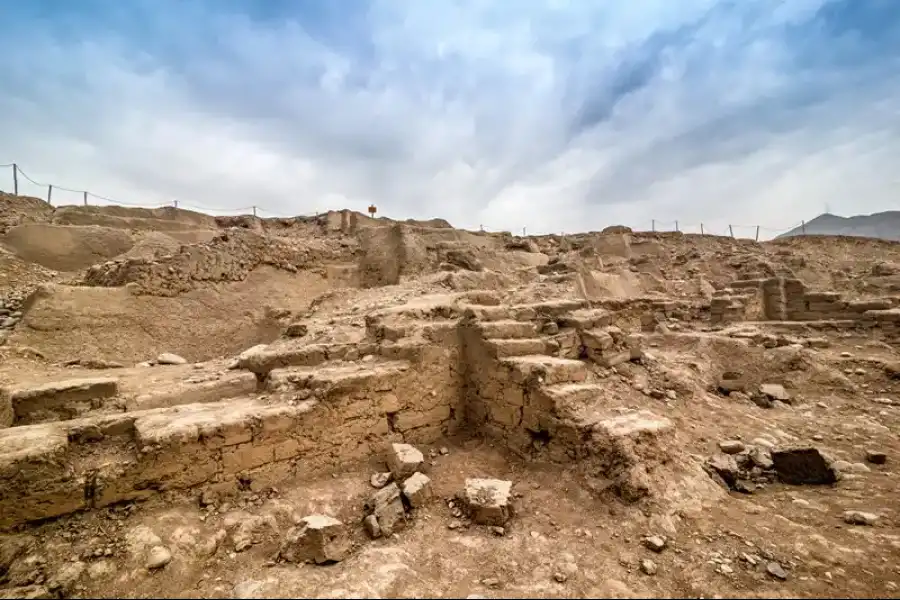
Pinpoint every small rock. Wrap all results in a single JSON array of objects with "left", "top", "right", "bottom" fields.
[
  {"left": 843, "top": 510, "right": 879, "bottom": 526},
  {"left": 283, "top": 323, "right": 308, "bottom": 338},
  {"left": 439, "top": 447, "right": 449, "bottom": 455},
  {"left": 367, "top": 482, "right": 407, "bottom": 536},
  {"left": 363, "top": 515, "right": 381, "bottom": 539},
  {"left": 279, "top": 515, "right": 350, "bottom": 564},
  {"left": 46, "top": 561, "right": 85, "bottom": 594},
  {"left": 401, "top": 472, "right": 433, "bottom": 508},
  {"left": 146, "top": 546, "right": 172, "bottom": 570},
  {"left": 155, "top": 353, "right": 187, "bottom": 365},
  {"left": 766, "top": 562, "right": 788, "bottom": 580},
  {"left": 490, "top": 526, "right": 505, "bottom": 536},
  {"left": 751, "top": 437, "right": 776, "bottom": 449},
  {"left": 759, "top": 383, "right": 791, "bottom": 403},
  {"left": 665, "top": 390, "right": 677, "bottom": 400},
  {"left": 385, "top": 443, "right": 425, "bottom": 479},
  {"left": 718, "top": 440, "right": 746, "bottom": 455},
  {"left": 464, "top": 479, "right": 513, "bottom": 526},
  {"left": 772, "top": 447, "right": 839, "bottom": 485},
  {"left": 718, "top": 564, "right": 734, "bottom": 575},
  {"left": 641, "top": 535, "right": 667, "bottom": 553},
  {"left": 640, "top": 559, "right": 657, "bottom": 575},
  {"left": 370, "top": 472, "right": 392, "bottom": 489},
  {"left": 865, "top": 450, "right": 887, "bottom": 465},
  {"left": 553, "top": 572, "right": 568, "bottom": 583}
]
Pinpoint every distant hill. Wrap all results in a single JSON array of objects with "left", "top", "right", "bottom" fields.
[{"left": 778, "top": 211, "right": 900, "bottom": 242}]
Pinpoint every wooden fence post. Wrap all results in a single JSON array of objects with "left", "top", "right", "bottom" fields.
[
  {"left": 700, "top": 223, "right": 704, "bottom": 235},
  {"left": 83, "top": 191, "right": 88, "bottom": 206},
  {"left": 675, "top": 220, "right": 679, "bottom": 232},
  {"left": 12, "top": 164, "right": 17, "bottom": 195},
  {"left": 652, "top": 219, "right": 655, "bottom": 232},
  {"left": 755, "top": 225, "right": 760, "bottom": 241},
  {"left": 728, "top": 225, "right": 734, "bottom": 238},
  {"left": 47, "top": 185, "right": 52, "bottom": 204}
]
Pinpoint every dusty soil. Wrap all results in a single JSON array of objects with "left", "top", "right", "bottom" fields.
[{"left": 0, "top": 198, "right": 898, "bottom": 599}]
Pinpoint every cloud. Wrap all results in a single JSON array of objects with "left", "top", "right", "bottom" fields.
[{"left": 0, "top": 0, "right": 898, "bottom": 238}]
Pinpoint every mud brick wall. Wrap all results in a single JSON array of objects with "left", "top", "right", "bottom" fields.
[
  {"left": 80, "top": 229, "right": 341, "bottom": 296},
  {"left": 761, "top": 278, "right": 786, "bottom": 320},
  {"left": 0, "top": 341, "right": 463, "bottom": 528}
]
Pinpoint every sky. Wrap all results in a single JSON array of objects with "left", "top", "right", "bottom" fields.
[{"left": 0, "top": 0, "right": 898, "bottom": 239}]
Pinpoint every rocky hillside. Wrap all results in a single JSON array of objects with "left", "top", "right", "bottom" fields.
[{"left": 779, "top": 211, "right": 900, "bottom": 241}]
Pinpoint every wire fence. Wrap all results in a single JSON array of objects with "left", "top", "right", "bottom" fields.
[{"left": 1, "top": 161, "right": 810, "bottom": 240}]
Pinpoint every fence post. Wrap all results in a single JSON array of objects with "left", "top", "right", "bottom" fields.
[
  {"left": 652, "top": 219, "right": 655, "bottom": 232},
  {"left": 755, "top": 225, "right": 760, "bottom": 241},
  {"left": 173, "top": 200, "right": 178, "bottom": 209},
  {"left": 47, "top": 185, "right": 52, "bottom": 205},
  {"left": 728, "top": 225, "right": 734, "bottom": 238},
  {"left": 12, "top": 164, "right": 17, "bottom": 195},
  {"left": 523, "top": 227, "right": 526, "bottom": 236},
  {"left": 83, "top": 191, "right": 88, "bottom": 206},
  {"left": 801, "top": 220, "right": 806, "bottom": 234},
  {"left": 675, "top": 220, "right": 679, "bottom": 232},
  {"left": 700, "top": 223, "right": 704, "bottom": 235},
  {"left": 252, "top": 206, "right": 257, "bottom": 217}
]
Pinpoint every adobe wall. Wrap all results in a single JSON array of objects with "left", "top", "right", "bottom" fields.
[
  {"left": 0, "top": 335, "right": 464, "bottom": 528},
  {"left": 80, "top": 229, "right": 348, "bottom": 296},
  {"left": 710, "top": 276, "right": 900, "bottom": 335}
]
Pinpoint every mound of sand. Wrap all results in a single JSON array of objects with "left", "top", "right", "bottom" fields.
[
  {"left": 52, "top": 205, "right": 219, "bottom": 231},
  {"left": 0, "top": 193, "right": 54, "bottom": 233},
  {"left": 0, "top": 223, "right": 135, "bottom": 272},
  {"left": 11, "top": 268, "right": 332, "bottom": 363}
]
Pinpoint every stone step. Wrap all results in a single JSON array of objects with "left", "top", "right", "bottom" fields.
[
  {"left": 235, "top": 342, "right": 364, "bottom": 376},
  {"left": 540, "top": 383, "right": 607, "bottom": 410},
  {"left": 123, "top": 371, "right": 259, "bottom": 412},
  {"left": 2, "top": 377, "right": 119, "bottom": 427},
  {"left": 507, "top": 299, "right": 589, "bottom": 321},
  {"left": 476, "top": 320, "right": 537, "bottom": 340},
  {"left": 499, "top": 355, "right": 589, "bottom": 385},
  {"left": 557, "top": 308, "right": 614, "bottom": 331},
  {"left": 266, "top": 360, "right": 411, "bottom": 395},
  {"left": 484, "top": 338, "right": 549, "bottom": 358}
]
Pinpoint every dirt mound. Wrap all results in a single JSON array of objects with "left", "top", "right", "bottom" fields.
[
  {"left": 51, "top": 205, "right": 218, "bottom": 231},
  {"left": 0, "top": 193, "right": 53, "bottom": 234},
  {"left": 10, "top": 269, "right": 331, "bottom": 363},
  {"left": 0, "top": 223, "right": 135, "bottom": 272}
]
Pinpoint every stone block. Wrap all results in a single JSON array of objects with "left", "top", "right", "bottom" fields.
[
  {"left": 385, "top": 442, "right": 424, "bottom": 478},
  {"left": 463, "top": 478, "right": 513, "bottom": 526},
  {"left": 401, "top": 472, "right": 433, "bottom": 508},
  {"left": 279, "top": 515, "right": 350, "bottom": 564},
  {"left": 367, "top": 482, "right": 406, "bottom": 536},
  {"left": 772, "top": 448, "right": 839, "bottom": 485}
]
